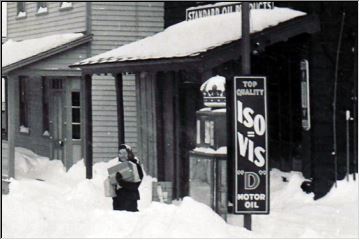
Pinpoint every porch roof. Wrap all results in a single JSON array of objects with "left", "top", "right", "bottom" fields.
[
  {"left": 70, "top": 8, "right": 320, "bottom": 74},
  {"left": 2, "top": 33, "right": 92, "bottom": 74}
]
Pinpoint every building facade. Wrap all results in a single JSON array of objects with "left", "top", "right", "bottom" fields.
[
  {"left": 72, "top": 1, "right": 357, "bottom": 203},
  {"left": 163, "top": 2, "right": 358, "bottom": 199},
  {"left": 2, "top": 2, "right": 164, "bottom": 180}
]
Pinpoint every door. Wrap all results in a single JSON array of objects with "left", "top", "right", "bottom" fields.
[{"left": 49, "top": 79, "right": 65, "bottom": 162}]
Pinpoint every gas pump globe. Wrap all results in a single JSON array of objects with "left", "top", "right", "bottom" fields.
[{"left": 189, "top": 75, "right": 227, "bottom": 219}]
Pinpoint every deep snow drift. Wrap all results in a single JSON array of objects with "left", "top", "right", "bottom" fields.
[{"left": 2, "top": 147, "right": 358, "bottom": 238}]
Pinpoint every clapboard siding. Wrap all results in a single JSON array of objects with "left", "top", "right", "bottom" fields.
[
  {"left": 7, "top": 2, "right": 86, "bottom": 40},
  {"left": 89, "top": 2, "right": 164, "bottom": 162},
  {"left": 90, "top": 2, "right": 164, "bottom": 56},
  {"left": 2, "top": 140, "right": 9, "bottom": 177},
  {"left": 25, "top": 44, "right": 89, "bottom": 71},
  {"left": 91, "top": 75, "right": 118, "bottom": 163},
  {"left": 91, "top": 74, "right": 138, "bottom": 161}
]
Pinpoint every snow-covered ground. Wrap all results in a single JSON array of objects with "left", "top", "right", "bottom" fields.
[{"left": 2, "top": 148, "right": 358, "bottom": 238}]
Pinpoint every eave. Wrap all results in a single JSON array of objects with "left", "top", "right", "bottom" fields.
[
  {"left": 71, "top": 14, "right": 320, "bottom": 75},
  {"left": 2, "top": 34, "right": 93, "bottom": 75}
]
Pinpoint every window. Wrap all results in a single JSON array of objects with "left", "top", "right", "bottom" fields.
[
  {"left": 204, "top": 120, "right": 214, "bottom": 145},
  {"left": 19, "top": 76, "right": 29, "bottom": 133},
  {"left": 37, "top": 2, "right": 48, "bottom": 14},
  {"left": 42, "top": 78, "right": 50, "bottom": 136},
  {"left": 51, "top": 79, "right": 63, "bottom": 89},
  {"left": 16, "top": 2, "right": 26, "bottom": 18},
  {"left": 1, "top": 77, "right": 7, "bottom": 139},
  {"left": 60, "top": 2, "right": 72, "bottom": 10},
  {"left": 71, "top": 92, "right": 81, "bottom": 140}
]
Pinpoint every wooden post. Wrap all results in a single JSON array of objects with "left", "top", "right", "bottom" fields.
[
  {"left": 7, "top": 75, "right": 16, "bottom": 179},
  {"left": 114, "top": 73, "right": 125, "bottom": 146},
  {"left": 241, "top": 2, "right": 252, "bottom": 231},
  {"left": 81, "top": 74, "right": 93, "bottom": 179}
]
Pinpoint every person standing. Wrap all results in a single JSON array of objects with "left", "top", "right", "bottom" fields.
[{"left": 112, "top": 144, "right": 144, "bottom": 212}]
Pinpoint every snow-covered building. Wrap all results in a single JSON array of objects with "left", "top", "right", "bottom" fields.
[
  {"left": 2, "top": 2, "right": 164, "bottom": 182},
  {"left": 71, "top": 2, "right": 357, "bottom": 203}
]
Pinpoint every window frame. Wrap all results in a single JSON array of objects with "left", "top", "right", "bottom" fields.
[
  {"left": 2, "top": 77, "right": 8, "bottom": 140},
  {"left": 19, "top": 76, "right": 30, "bottom": 134},
  {"left": 16, "top": 2, "right": 27, "bottom": 19},
  {"left": 36, "top": 2, "right": 48, "bottom": 15},
  {"left": 41, "top": 77, "right": 50, "bottom": 136},
  {"left": 71, "top": 91, "right": 81, "bottom": 140}
]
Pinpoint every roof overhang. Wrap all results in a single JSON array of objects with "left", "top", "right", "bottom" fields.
[
  {"left": 2, "top": 34, "right": 93, "bottom": 75},
  {"left": 72, "top": 14, "right": 320, "bottom": 75}
]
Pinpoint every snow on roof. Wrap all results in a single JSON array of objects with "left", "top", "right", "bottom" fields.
[
  {"left": 74, "top": 7, "right": 305, "bottom": 66},
  {"left": 200, "top": 75, "right": 226, "bottom": 92},
  {"left": 2, "top": 33, "right": 84, "bottom": 68}
]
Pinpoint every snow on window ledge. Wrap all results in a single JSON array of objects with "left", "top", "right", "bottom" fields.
[
  {"left": 60, "top": 2, "right": 73, "bottom": 10},
  {"left": 16, "top": 11, "right": 27, "bottom": 19},
  {"left": 36, "top": 6, "right": 48, "bottom": 15},
  {"left": 19, "top": 125, "right": 30, "bottom": 134},
  {"left": 193, "top": 146, "right": 227, "bottom": 155},
  {"left": 42, "top": 130, "right": 50, "bottom": 137}
]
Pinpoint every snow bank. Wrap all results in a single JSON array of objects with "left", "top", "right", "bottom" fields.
[
  {"left": 2, "top": 148, "right": 358, "bottom": 238},
  {"left": 2, "top": 33, "right": 84, "bottom": 67},
  {"left": 75, "top": 7, "right": 306, "bottom": 65}
]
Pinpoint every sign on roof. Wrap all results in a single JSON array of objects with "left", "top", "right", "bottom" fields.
[{"left": 186, "top": 2, "right": 274, "bottom": 21}]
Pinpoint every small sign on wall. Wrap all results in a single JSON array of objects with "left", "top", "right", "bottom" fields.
[
  {"left": 300, "top": 59, "right": 311, "bottom": 131},
  {"left": 233, "top": 76, "right": 269, "bottom": 214}
]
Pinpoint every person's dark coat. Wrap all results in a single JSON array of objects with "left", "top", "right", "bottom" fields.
[{"left": 112, "top": 158, "right": 144, "bottom": 212}]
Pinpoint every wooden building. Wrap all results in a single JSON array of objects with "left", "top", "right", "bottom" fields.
[
  {"left": 162, "top": 1, "right": 358, "bottom": 199},
  {"left": 1, "top": 2, "right": 164, "bottom": 183},
  {"left": 71, "top": 2, "right": 355, "bottom": 201}
]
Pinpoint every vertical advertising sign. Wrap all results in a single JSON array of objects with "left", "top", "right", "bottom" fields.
[{"left": 234, "top": 76, "right": 269, "bottom": 214}]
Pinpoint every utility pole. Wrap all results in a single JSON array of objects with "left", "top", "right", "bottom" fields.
[{"left": 241, "top": 1, "right": 252, "bottom": 231}]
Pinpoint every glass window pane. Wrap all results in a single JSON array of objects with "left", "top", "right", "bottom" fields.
[
  {"left": 72, "top": 125, "right": 80, "bottom": 139},
  {"left": 17, "top": 2, "right": 25, "bottom": 13},
  {"left": 72, "top": 108, "right": 80, "bottom": 123},
  {"left": 72, "top": 92, "right": 80, "bottom": 107}
]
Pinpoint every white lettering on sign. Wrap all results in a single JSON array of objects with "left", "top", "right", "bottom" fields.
[
  {"left": 237, "top": 193, "right": 266, "bottom": 201},
  {"left": 237, "top": 100, "right": 266, "bottom": 136},
  {"left": 186, "top": 2, "right": 274, "bottom": 21},
  {"left": 244, "top": 172, "right": 260, "bottom": 190},
  {"left": 237, "top": 132, "right": 265, "bottom": 167}
]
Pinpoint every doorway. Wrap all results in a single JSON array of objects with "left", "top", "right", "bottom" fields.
[
  {"left": 47, "top": 77, "right": 83, "bottom": 169},
  {"left": 49, "top": 79, "right": 65, "bottom": 162}
]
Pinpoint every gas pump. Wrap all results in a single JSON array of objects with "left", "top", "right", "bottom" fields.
[{"left": 189, "top": 76, "right": 228, "bottom": 219}]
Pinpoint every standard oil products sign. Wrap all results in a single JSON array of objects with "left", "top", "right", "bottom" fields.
[
  {"left": 234, "top": 76, "right": 269, "bottom": 214},
  {"left": 186, "top": 2, "right": 274, "bottom": 21}
]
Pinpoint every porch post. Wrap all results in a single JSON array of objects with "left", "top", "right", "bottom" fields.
[
  {"left": 7, "top": 75, "right": 16, "bottom": 178},
  {"left": 81, "top": 74, "right": 93, "bottom": 179},
  {"left": 241, "top": 2, "right": 252, "bottom": 231},
  {"left": 114, "top": 73, "right": 125, "bottom": 146}
]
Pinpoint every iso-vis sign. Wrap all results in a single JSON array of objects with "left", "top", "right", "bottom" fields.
[{"left": 234, "top": 76, "right": 269, "bottom": 214}]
